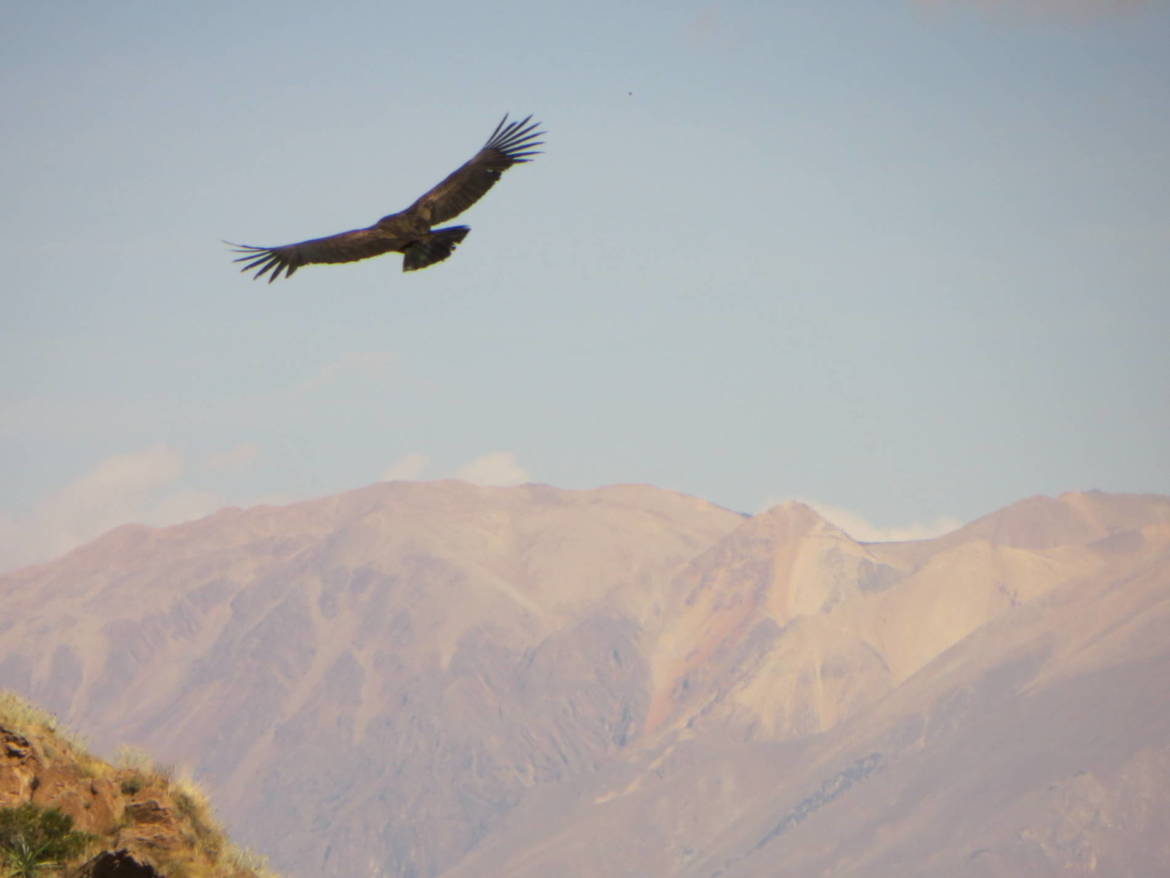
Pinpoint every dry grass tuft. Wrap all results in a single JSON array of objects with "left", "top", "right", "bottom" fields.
[
  {"left": 0, "top": 691, "right": 99, "bottom": 775},
  {"left": 0, "top": 691, "right": 61, "bottom": 734},
  {"left": 114, "top": 745, "right": 157, "bottom": 775}
]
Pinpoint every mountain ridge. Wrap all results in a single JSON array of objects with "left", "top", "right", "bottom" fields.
[{"left": 2, "top": 483, "right": 1167, "bottom": 877}]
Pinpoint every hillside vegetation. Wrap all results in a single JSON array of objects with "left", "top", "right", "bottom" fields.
[{"left": 0, "top": 692, "right": 273, "bottom": 878}]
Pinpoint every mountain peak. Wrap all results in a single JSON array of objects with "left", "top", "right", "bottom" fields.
[{"left": 754, "top": 498, "right": 828, "bottom": 524}]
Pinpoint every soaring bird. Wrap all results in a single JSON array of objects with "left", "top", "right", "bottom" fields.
[{"left": 228, "top": 114, "right": 544, "bottom": 282}]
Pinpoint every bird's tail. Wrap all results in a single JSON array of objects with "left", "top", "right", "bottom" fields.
[{"left": 403, "top": 226, "right": 470, "bottom": 272}]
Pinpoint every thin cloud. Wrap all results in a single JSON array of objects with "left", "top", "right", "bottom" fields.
[
  {"left": 381, "top": 452, "right": 430, "bottom": 482},
  {"left": 150, "top": 489, "right": 225, "bottom": 525},
  {"left": 454, "top": 452, "right": 530, "bottom": 487},
  {"left": 759, "top": 496, "right": 962, "bottom": 543},
  {"left": 0, "top": 445, "right": 225, "bottom": 573}
]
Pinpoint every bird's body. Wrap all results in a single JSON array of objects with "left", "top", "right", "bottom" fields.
[{"left": 228, "top": 114, "right": 543, "bottom": 282}]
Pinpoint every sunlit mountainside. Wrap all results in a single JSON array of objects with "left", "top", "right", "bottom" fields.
[{"left": 2, "top": 483, "right": 1168, "bottom": 877}]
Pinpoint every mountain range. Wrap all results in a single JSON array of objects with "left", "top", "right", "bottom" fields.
[{"left": 2, "top": 482, "right": 1168, "bottom": 877}]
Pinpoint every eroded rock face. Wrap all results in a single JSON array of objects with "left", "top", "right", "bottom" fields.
[
  {"left": 32, "top": 767, "right": 122, "bottom": 836},
  {"left": 0, "top": 726, "right": 36, "bottom": 803},
  {"left": 117, "top": 800, "right": 186, "bottom": 856},
  {"left": 1, "top": 723, "right": 123, "bottom": 835}
]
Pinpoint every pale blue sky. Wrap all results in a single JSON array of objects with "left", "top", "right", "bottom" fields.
[{"left": 2, "top": 0, "right": 1168, "bottom": 568}]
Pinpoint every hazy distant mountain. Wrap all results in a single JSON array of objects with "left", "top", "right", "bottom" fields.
[{"left": 2, "top": 482, "right": 1168, "bottom": 877}]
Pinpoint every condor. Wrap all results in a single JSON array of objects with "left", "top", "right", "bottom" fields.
[{"left": 228, "top": 114, "right": 543, "bottom": 282}]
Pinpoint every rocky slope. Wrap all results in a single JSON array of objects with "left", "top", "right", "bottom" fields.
[
  {"left": 2, "top": 482, "right": 1168, "bottom": 877},
  {"left": 0, "top": 692, "right": 271, "bottom": 878}
]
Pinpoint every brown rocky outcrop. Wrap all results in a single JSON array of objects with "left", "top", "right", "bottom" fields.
[
  {"left": 0, "top": 703, "right": 270, "bottom": 878},
  {"left": 1, "top": 720, "right": 121, "bottom": 838}
]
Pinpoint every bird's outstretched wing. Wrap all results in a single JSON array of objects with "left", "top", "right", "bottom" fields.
[
  {"left": 227, "top": 228, "right": 399, "bottom": 283},
  {"left": 406, "top": 114, "right": 544, "bottom": 225}
]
